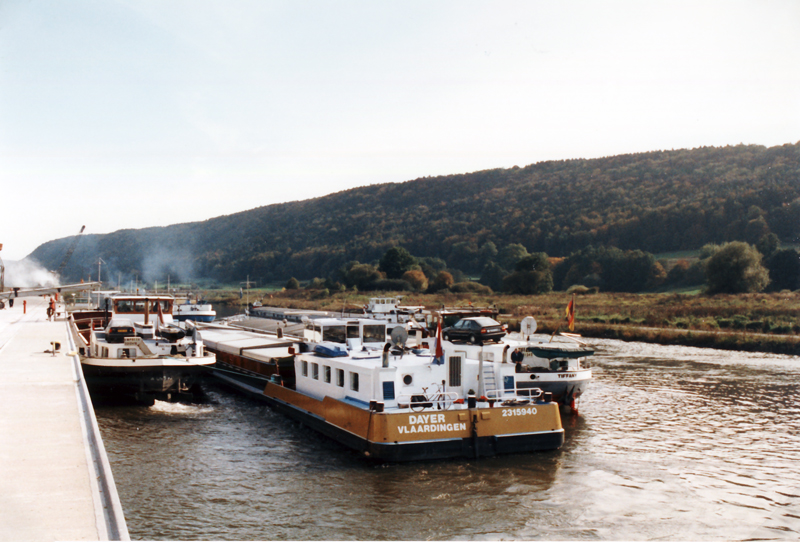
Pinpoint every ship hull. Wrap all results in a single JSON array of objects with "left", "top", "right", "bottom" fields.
[
  {"left": 257, "top": 382, "right": 564, "bottom": 462},
  {"left": 173, "top": 314, "right": 216, "bottom": 323},
  {"left": 80, "top": 358, "right": 212, "bottom": 404},
  {"left": 514, "top": 369, "right": 592, "bottom": 404}
]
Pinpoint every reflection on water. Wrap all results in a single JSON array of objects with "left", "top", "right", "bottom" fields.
[{"left": 95, "top": 339, "right": 800, "bottom": 540}]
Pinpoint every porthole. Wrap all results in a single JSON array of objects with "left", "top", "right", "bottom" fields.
[{"left": 403, "top": 374, "right": 413, "bottom": 385}]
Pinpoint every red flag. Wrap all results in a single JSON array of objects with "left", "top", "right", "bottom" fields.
[
  {"left": 565, "top": 296, "right": 575, "bottom": 331},
  {"left": 434, "top": 318, "right": 444, "bottom": 364}
]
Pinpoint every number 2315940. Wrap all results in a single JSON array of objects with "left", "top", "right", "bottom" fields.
[{"left": 502, "top": 407, "right": 538, "bottom": 417}]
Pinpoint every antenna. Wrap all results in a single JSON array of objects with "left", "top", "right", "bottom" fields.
[
  {"left": 240, "top": 275, "right": 256, "bottom": 306},
  {"left": 96, "top": 257, "right": 106, "bottom": 284}
]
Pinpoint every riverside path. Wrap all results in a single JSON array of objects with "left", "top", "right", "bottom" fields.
[{"left": 0, "top": 295, "right": 128, "bottom": 541}]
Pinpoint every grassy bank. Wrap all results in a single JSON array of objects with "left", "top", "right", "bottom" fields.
[{"left": 201, "top": 288, "right": 800, "bottom": 356}]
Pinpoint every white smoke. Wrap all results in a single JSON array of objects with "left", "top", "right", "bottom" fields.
[
  {"left": 3, "top": 258, "right": 60, "bottom": 287},
  {"left": 141, "top": 246, "right": 196, "bottom": 284}
]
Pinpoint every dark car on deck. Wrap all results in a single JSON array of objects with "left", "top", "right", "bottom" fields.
[{"left": 442, "top": 317, "right": 506, "bottom": 344}]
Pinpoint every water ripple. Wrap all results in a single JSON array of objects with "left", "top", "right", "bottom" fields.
[{"left": 95, "top": 339, "right": 800, "bottom": 540}]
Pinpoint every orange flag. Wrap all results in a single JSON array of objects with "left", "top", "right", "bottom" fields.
[{"left": 565, "top": 295, "right": 575, "bottom": 331}]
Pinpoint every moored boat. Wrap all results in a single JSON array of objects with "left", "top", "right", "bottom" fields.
[
  {"left": 197, "top": 316, "right": 564, "bottom": 461},
  {"left": 443, "top": 335, "right": 593, "bottom": 410},
  {"left": 427, "top": 314, "right": 593, "bottom": 410},
  {"left": 196, "top": 322, "right": 299, "bottom": 393},
  {"left": 69, "top": 294, "right": 216, "bottom": 404},
  {"left": 173, "top": 299, "right": 216, "bottom": 323}
]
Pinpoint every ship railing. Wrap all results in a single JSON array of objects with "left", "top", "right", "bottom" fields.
[
  {"left": 510, "top": 384, "right": 544, "bottom": 400},
  {"left": 481, "top": 385, "right": 543, "bottom": 401},
  {"left": 484, "top": 387, "right": 506, "bottom": 400},
  {"left": 397, "top": 391, "right": 460, "bottom": 411}
]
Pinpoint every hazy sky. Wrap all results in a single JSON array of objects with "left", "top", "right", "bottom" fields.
[{"left": 1, "top": 0, "right": 798, "bottom": 261}]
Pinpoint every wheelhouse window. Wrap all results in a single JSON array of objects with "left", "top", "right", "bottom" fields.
[
  {"left": 322, "top": 325, "right": 346, "bottom": 343},
  {"left": 323, "top": 365, "right": 331, "bottom": 383},
  {"left": 363, "top": 325, "right": 386, "bottom": 343},
  {"left": 113, "top": 299, "right": 171, "bottom": 314},
  {"left": 336, "top": 368, "right": 345, "bottom": 387},
  {"left": 311, "top": 363, "right": 319, "bottom": 380},
  {"left": 115, "top": 300, "right": 134, "bottom": 313},
  {"left": 152, "top": 300, "right": 171, "bottom": 313},
  {"left": 350, "top": 372, "right": 359, "bottom": 392},
  {"left": 302, "top": 360, "right": 308, "bottom": 377}
]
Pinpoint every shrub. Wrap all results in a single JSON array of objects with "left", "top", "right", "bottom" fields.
[
  {"left": 731, "top": 315, "right": 748, "bottom": 330},
  {"left": 285, "top": 277, "right": 300, "bottom": 290},
  {"left": 450, "top": 281, "right": 493, "bottom": 294},
  {"left": 566, "top": 284, "right": 592, "bottom": 295},
  {"left": 401, "top": 269, "right": 428, "bottom": 291},
  {"left": 305, "top": 277, "right": 326, "bottom": 289},
  {"left": 428, "top": 271, "right": 454, "bottom": 293},
  {"left": 705, "top": 242, "right": 770, "bottom": 294},
  {"left": 379, "top": 247, "right": 417, "bottom": 279},
  {"left": 745, "top": 321, "right": 764, "bottom": 332},
  {"left": 369, "top": 279, "right": 412, "bottom": 292}
]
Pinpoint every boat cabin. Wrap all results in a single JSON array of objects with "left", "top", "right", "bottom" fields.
[
  {"left": 79, "top": 294, "right": 176, "bottom": 325},
  {"left": 366, "top": 297, "right": 424, "bottom": 323},
  {"left": 295, "top": 317, "right": 533, "bottom": 412},
  {"left": 303, "top": 318, "right": 388, "bottom": 351}
]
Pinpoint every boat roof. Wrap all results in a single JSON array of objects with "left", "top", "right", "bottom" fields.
[
  {"left": 301, "top": 348, "right": 434, "bottom": 370},
  {"left": 435, "top": 307, "right": 499, "bottom": 317},
  {"left": 109, "top": 294, "right": 175, "bottom": 300},
  {"left": 199, "top": 327, "right": 298, "bottom": 361},
  {"left": 309, "top": 317, "right": 388, "bottom": 326}
]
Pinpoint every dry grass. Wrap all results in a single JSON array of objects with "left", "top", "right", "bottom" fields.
[{"left": 203, "top": 288, "right": 800, "bottom": 355}]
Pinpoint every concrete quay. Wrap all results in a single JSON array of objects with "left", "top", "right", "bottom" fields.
[{"left": 0, "top": 296, "right": 128, "bottom": 541}]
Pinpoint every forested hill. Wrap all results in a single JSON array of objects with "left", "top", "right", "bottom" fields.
[{"left": 31, "top": 142, "right": 800, "bottom": 285}]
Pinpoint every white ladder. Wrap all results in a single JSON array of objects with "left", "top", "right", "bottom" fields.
[{"left": 481, "top": 363, "right": 500, "bottom": 399}]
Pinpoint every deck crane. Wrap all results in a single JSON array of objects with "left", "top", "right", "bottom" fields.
[{"left": 55, "top": 225, "right": 86, "bottom": 281}]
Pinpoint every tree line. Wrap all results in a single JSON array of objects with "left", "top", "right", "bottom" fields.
[{"left": 287, "top": 239, "right": 799, "bottom": 296}]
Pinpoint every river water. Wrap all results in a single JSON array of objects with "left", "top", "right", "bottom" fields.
[{"left": 94, "top": 339, "right": 800, "bottom": 541}]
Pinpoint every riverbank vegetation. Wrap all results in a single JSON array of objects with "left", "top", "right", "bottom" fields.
[{"left": 202, "top": 287, "right": 800, "bottom": 356}]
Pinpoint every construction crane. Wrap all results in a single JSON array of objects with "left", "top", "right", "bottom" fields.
[
  {"left": 0, "top": 243, "right": 4, "bottom": 296},
  {"left": 55, "top": 225, "right": 85, "bottom": 280}
]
